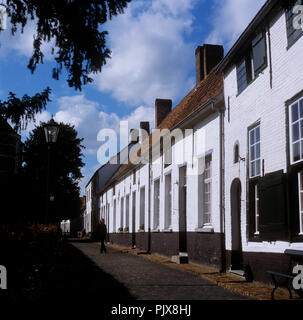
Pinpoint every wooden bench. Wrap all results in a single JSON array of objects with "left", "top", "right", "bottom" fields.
[{"left": 267, "top": 249, "right": 303, "bottom": 300}]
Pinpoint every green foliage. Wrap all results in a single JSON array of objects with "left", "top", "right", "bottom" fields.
[
  {"left": 5, "top": 0, "right": 131, "bottom": 90},
  {"left": 0, "top": 87, "right": 51, "bottom": 131},
  {"left": 23, "top": 121, "right": 85, "bottom": 223}
]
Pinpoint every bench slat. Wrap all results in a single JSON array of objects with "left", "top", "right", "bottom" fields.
[
  {"left": 267, "top": 271, "right": 294, "bottom": 279},
  {"left": 284, "top": 249, "right": 303, "bottom": 257}
]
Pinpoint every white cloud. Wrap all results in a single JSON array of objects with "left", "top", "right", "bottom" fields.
[
  {"left": 94, "top": 0, "right": 195, "bottom": 106},
  {"left": 22, "top": 93, "right": 155, "bottom": 194},
  {"left": 22, "top": 110, "right": 52, "bottom": 136},
  {"left": 206, "top": 0, "right": 266, "bottom": 49},
  {"left": 54, "top": 94, "right": 155, "bottom": 194},
  {"left": 54, "top": 94, "right": 154, "bottom": 156},
  {"left": 0, "top": 19, "right": 55, "bottom": 60}
]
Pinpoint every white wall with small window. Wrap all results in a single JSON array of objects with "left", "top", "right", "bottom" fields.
[{"left": 223, "top": 2, "right": 303, "bottom": 254}]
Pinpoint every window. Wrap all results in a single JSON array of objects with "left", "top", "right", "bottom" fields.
[
  {"left": 236, "top": 31, "right": 267, "bottom": 94},
  {"left": 286, "top": 0, "right": 303, "bottom": 48},
  {"left": 298, "top": 171, "right": 303, "bottom": 234},
  {"left": 140, "top": 187, "right": 145, "bottom": 230},
  {"left": 203, "top": 156, "right": 212, "bottom": 225},
  {"left": 113, "top": 200, "right": 116, "bottom": 232},
  {"left": 237, "top": 57, "right": 252, "bottom": 94},
  {"left": 153, "top": 179, "right": 160, "bottom": 229},
  {"left": 254, "top": 185, "right": 260, "bottom": 235},
  {"left": 120, "top": 197, "right": 124, "bottom": 229},
  {"left": 125, "top": 195, "right": 129, "bottom": 230},
  {"left": 252, "top": 32, "right": 267, "bottom": 75},
  {"left": 165, "top": 174, "right": 172, "bottom": 229},
  {"left": 249, "top": 125, "right": 261, "bottom": 178},
  {"left": 133, "top": 170, "right": 136, "bottom": 184},
  {"left": 290, "top": 97, "right": 303, "bottom": 163}
]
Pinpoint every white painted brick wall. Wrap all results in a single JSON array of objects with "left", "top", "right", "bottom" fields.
[
  {"left": 224, "top": 8, "right": 303, "bottom": 253},
  {"left": 101, "top": 112, "right": 222, "bottom": 237}
]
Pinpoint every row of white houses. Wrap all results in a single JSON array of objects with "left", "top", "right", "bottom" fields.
[{"left": 84, "top": 0, "right": 303, "bottom": 283}]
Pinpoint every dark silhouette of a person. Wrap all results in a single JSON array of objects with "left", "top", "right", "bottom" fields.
[{"left": 99, "top": 219, "right": 107, "bottom": 253}]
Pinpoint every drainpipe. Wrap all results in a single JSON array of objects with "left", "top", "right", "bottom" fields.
[{"left": 219, "top": 105, "right": 226, "bottom": 273}]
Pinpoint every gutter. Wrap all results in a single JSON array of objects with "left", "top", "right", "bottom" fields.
[{"left": 214, "top": 102, "right": 226, "bottom": 273}]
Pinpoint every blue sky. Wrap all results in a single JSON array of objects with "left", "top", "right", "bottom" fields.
[{"left": 0, "top": 0, "right": 266, "bottom": 195}]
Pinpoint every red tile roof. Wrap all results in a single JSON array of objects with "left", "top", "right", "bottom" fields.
[{"left": 105, "top": 69, "right": 223, "bottom": 186}]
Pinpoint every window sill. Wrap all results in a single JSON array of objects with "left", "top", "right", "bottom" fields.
[
  {"left": 152, "top": 228, "right": 160, "bottom": 233},
  {"left": 138, "top": 229, "right": 145, "bottom": 233},
  {"left": 162, "top": 228, "right": 173, "bottom": 233},
  {"left": 195, "top": 226, "right": 214, "bottom": 233}
]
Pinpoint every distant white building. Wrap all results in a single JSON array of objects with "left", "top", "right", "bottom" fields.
[{"left": 85, "top": 141, "right": 139, "bottom": 238}]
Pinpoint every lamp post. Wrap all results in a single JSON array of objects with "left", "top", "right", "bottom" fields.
[{"left": 43, "top": 119, "right": 59, "bottom": 225}]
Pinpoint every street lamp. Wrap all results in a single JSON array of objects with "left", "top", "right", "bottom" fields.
[
  {"left": 43, "top": 119, "right": 59, "bottom": 224},
  {"left": 44, "top": 118, "right": 60, "bottom": 143}
]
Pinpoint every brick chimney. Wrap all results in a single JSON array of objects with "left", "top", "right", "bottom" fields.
[
  {"left": 155, "top": 99, "right": 172, "bottom": 128},
  {"left": 140, "top": 121, "right": 150, "bottom": 135},
  {"left": 195, "top": 44, "right": 224, "bottom": 84},
  {"left": 130, "top": 128, "right": 139, "bottom": 143}
]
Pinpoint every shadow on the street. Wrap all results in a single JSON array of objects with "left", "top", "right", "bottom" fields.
[{"left": 1, "top": 240, "right": 135, "bottom": 306}]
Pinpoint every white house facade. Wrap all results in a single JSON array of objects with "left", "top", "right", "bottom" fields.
[
  {"left": 216, "top": 0, "right": 303, "bottom": 281},
  {"left": 82, "top": 0, "right": 303, "bottom": 284},
  {"left": 98, "top": 44, "right": 226, "bottom": 269}
]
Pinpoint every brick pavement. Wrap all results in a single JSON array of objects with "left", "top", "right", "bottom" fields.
[
  {"left": 106, "top": 243, "right": 302, "bottom": 300},
  {"left": 72, "top": 242, "right": 250, "bottom": 300}
]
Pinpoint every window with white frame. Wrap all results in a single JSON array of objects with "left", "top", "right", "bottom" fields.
[
  {"left": 165, "top": 174, "right": 172, "bottom": 229},
  {"left": 120, "top": 197, "right": 124, "bottom": 229},
  {"left": 249, "top": 125, "right": 261, "bottom": 178},
  {"left": 125, "top": 195, "right": 129, "bottom": 230},
  {"left": 140, "top": 187, "right": 145, "bottom": 230},
  {"left": 153, "top": 179, "right": 160, "bottom": 230},
  {"left": 203, "top": 155, "right": 212, "bottom": 225},
  {"left": 290, "top": 97, "right": 303, "bottom": 163},
  {"left": 254, "top": 185, "right": 260, "bottom": 235},
  {"left": 298, "top": 171, "right": 303, "bottom": 235},
  {"left": 113, "top": 199, "right": 116, "bottom": 232}
]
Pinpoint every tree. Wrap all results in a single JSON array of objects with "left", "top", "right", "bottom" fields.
[
  {"left": 22, "top": 121, "right": 85, "bottom": 223},
  {"left": 0, "top": 87, "right": 51, "bottom": 132},
  {"left": 4, "top": 0, "right": 131, "bottom": 90}
]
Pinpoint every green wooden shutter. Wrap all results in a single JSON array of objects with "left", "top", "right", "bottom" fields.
[{"left": 258, "top": 170, "right": 287, "bottom": 240}]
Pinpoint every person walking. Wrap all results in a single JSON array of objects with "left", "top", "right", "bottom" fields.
[{"left": 99, "top": 218, "right": 107, "bottom": 253}]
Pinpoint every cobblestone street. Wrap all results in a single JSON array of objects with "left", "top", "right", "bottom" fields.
[{"left": 72, "top": 242, "right": 249, "bottom": 300}]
